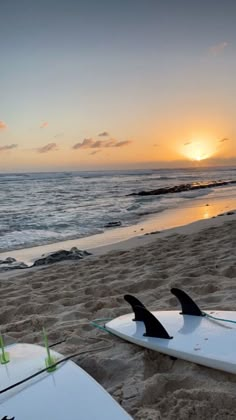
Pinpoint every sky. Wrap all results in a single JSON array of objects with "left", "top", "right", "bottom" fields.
[{"left": 1, "top": 0, "right": 236, "bottom": 171}]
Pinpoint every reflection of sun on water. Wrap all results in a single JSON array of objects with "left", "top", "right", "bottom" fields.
[
  {"left": 203, "top": 209, "right": 209, "bottom": 219},
  {"left": 181, "top": 139, "right": 217, "bottom": 162}
]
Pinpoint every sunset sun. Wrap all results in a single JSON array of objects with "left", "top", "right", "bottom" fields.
[{"left": 181, "top": 139, "right": 217, "bottom": 163}]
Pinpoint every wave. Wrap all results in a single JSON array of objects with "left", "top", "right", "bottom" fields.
[
  {"left": 136, "top": 206, "right": 168, "bottom": 217},
  {"left": 179, "top": 189, "right": 211, "bottom": 199},
  {"left": 1, "top": 168, "right": 236, "bottom": 252}
]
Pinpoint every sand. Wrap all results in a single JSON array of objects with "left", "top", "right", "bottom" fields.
[{"left": 1, "top": 213, "right": 236, "bottom": 419}]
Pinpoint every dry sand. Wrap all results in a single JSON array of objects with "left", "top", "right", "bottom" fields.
[{"left": 1, "top": 214, "right": 236, "bottom": 419}]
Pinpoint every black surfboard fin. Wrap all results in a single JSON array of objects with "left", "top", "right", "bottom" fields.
[
  {"left": 138, "top": 306, "right": 173, "bottom": 339},
  {"left": 124, "top": 294, "right": 146, "bottom": 321},
  {"left": 124, "top": 295, "right": 172, "bottom": 339},
  {"left": 171, "top": 288, "right": 203, "bottom": 316}
]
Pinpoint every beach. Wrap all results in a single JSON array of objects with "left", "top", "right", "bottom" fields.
[{"left": 1, "top": 212, "right": 236, "bottom": 419}]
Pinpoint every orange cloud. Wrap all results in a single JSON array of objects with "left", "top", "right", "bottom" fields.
[
  {"left": 219, "top": 137, "right": 229, "bottom": 143},
  {"left": 40, "top": 121, "right": 49, "bottom": 128},
  {"left": 0, "top": 144, "right": 17, "bottom": 151},
  {"left": 0, "top": 121, "right": 7, "bottom": 130},
  {"left": 73, "top": 138, "right": 94, "bottom": 149},
  {"left": 37, "top": 143, "right": 58, "bottom": 153},
  {"left": 73, "top": 138, "right": 132, "bottom": 150},
  {"left": 90, "top": 150, "right": 101, "bottom": 155}
]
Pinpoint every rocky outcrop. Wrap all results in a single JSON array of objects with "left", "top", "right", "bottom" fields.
[
  {"left": 217, "top": 211, "right": 235, "bottom": 217},
  {"left": 33, "top": 247, "right": 91, "bottom": 266},
  {"left": 0, "top": 247, "right": 91, "bottom": 271},
  {"left": 129, "top": 180, "right": 236, "bottom": 197},
  {"left": 104, "top": 221, "right": 122, "bottom": 228},
  {"left": 0, "top": 257, "right": 28, "bottom": 272}
]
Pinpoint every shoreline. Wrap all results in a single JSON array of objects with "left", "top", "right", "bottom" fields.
[{"left": 0, "top": 193, "right": 235, "bottom": 266}]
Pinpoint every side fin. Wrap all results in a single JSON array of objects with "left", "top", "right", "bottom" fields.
[
  {"left": 171, "top": 288, "right": 203, "bottom": 316},
  {"left": 124, "top": 294, "right": 146, "bottom": 321},
  {"left": 138, "top": 306, "right": 173, "bottom": 339}
]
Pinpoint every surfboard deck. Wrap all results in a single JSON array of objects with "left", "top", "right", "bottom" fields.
[
  {"left": 0, "top": 343, "right": 131, "bottom": 420},
  {"left": 105, "top": 310, "right": 236, "bottom": 374}
]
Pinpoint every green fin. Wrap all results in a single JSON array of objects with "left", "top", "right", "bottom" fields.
[
  {"left": 0, "top": 335, "right": 10, "bottom": 364},
  {"left": 43, "top": 328, "right": 57, "bottom": 372}
]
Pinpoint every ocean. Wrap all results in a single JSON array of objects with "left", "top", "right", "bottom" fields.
[{"left": 1, "top": 167, "right": 236, "bottom": 252}]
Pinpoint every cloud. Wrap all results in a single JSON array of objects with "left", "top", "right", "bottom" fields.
[
  {"left": 54, "top": 132, "right": 64, "bottom": 138},
  {"left": 92, "top": 139, "right": 116, "bottom": 148},
  {"left": 219, "top": 137, "right": 229, "bottom": 143},
  {"left": 73, "top": 138, "right": 132, "bottom": 150},
  {"left": 153, "top": 143, "right": 159, "bottom": 147},
  {"left": 98, "top": 131, "right": 109, "bottom": 137},
  {"left": 73, "top": 138, "right": 94, "bottom": 149},
  {"left": 37, "top": 143, "right": 58, "bottom": 153},
  {"left": 90, "top": 150, "right": 101, "bottom": 155},
  {"left": 209, "top": 42, "right": 228, "bottom": 56},
  {"left": 0, "top": 121, "right": 7, "bottom": 130},
  {"left": 184, "top": 141, "right": 192, "bottom": 146},
  {"left": 0, "top": 144, "right": 17, "bottom": 151},
  {"left": 114, "top": 140, "right": 132, "bottom": 147},
  {"left": 40, "top": 121, "right": 49, "bottom": 128}
]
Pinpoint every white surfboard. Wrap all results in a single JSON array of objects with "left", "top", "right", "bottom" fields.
[
  {"left": 105, "top": 290, "right": 236, "bottom": 375},
  {"left": 0, "top": 343, "right": 132, "bottom": 420}
]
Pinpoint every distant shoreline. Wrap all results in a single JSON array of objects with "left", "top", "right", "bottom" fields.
[{"left": 0, "top": 164, "right": 235, "bottom": 175}]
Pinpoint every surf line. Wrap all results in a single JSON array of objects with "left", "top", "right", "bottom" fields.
[
  {"left": 201, "top": 312, "right": 236, "bottom": 328},
  {"left": 90, "top": 318, "right": 113, "bottom": 334}
]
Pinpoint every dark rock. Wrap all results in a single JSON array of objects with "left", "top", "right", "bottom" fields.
[
  {"left": 151, "top": 230, "right": 160, "bottom": 235},
  {"left": 104, "top": 221, "right": 122, "bottom": 228},
  {"left": 129, "top": 180, "right": 236, "bottom": 197},
  {"left": 0, "top": 257, "right": 17, "bottom": 264},
  {"left": 0, "top": 262, "right": 28, "bottom": 272},
  {"left": 33, "top": 247, "right": 91, "bottom": 266},
  {"left": 145, "top": 230, "right": 160, "bottom": 236},
  {"left": 226, "top": 211, "right": 235, "bottom": 215}
]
